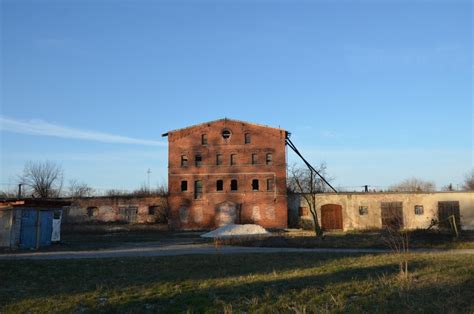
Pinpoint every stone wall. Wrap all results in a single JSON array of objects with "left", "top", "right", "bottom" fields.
[
  {"left": 64, "top": 195, "right": 168, "bottom": 224},
  {"left": 289, "top": 191, "right": 474, "bottom": 231}
]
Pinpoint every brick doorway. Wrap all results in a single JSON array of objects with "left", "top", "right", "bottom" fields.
[
  {"left": 321, "top": 204, "right": 343, "bottom": 230},
  {"left": 216, "top": 201, "right": 237, "bottom": 226}
]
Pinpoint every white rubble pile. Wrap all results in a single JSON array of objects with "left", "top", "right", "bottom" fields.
[{"left": 201, "top": 224, "right": 269, "bottom": 238}]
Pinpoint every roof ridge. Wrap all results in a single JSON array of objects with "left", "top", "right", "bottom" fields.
[{"left": 162, "top": 118, "right": 285, "bottom": 136}]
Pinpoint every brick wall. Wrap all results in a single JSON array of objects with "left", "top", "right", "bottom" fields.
[
  {"left": 165, "top": 119, "right": 288, "bottom": 230},
  {"left": 64, "top": 196, "right": 168, "bottom": 224}
]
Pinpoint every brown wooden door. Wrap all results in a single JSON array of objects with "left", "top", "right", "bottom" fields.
[
  {"left": 381, "top": 202, "right": 403, "bottom": 229},
  {"left": 321, "top": 204, "right": 343, "bottom": 230},
  {"left": 438, "top": 201, "right": 460, "bottom": 229}
]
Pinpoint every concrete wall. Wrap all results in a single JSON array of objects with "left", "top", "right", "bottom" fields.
[
  {"left": 289, "top": 191, "right": 474, "bottom": 231},
  {"left": 0, "top": 207, "right": 22, "bottom": 248},
  {"left": 64, "top": 196, "right": 168, "bottom": 224},
  {"left": 166, "top": 119, "right": 288, "bottom": 230}
]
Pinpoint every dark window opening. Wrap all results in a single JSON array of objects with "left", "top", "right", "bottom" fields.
[
  {"left": 414, "top": 205, "right": 424, "bottom": 215},
  {"left": 252, "top": 153, "right": 258, "bottom": 165},
  {"left": 201, "top": 134, "right": 208, "bottom": 145},
  {"left": 148, "top": 206, "right": 159, "bottom": 215},
  {"left": 222, "top": 129, "right": 231, "bottom": 140},
  {"left": 266, "top": 153, "right": 273, "bottom": 165},
  {"left": 230, "top": 154, "right": 236, "bottom": 165},
  {"left": 181, "top": 180, "right": 188, "bottom": 192},
  {"left": 216, "top": 180, "right": 224, "bottom": 191},
  {"left": 86, "top": 207, "right": 98, "bottom": 217},
  {"left": 195, "top": 155, "right": 202, "bottom": 167},
  {"left": 252, "top": 179, "right": 259, "bottom": 191},
  {"left": 194, "top": 180, "right": 202, "bottom": 199},
  {"left": 359, "top": 206, "right": 368, "bottom": 215},
  {"left": 267, "top": 179, "right": 274, "bottom": 191},
  {"left": 181, "top": 155, "right": 188, "bottom": 167},
  {"left": 231, "top": 179, "right": 238, "bottom": 191},
  {"left": 216, "top": 154, "right": 223, "bottom": 166},
  {"left": 245, "top": 133, "right": 251, "bottom": 144}
]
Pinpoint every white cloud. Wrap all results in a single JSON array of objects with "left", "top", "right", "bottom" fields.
[{"left": 0, "top": 116, "right": 166, "bottom": 147}]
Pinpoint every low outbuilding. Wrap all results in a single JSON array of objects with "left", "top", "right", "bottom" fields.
[{"left": 0, "top": 199, "right": 70, "bottom": 249}]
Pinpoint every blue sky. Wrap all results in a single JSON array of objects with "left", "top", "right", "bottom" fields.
[{"left": 1, "top": 0, "right": 472, "bottom": 192}]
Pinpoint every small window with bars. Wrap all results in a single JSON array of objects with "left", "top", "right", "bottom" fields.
[{"left": 414, "top": 205, "right": 424, "bottom": 215}]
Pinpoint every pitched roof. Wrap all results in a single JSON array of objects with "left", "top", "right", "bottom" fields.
[{"left": 162, "top": 118, "right": 286, "bottom": 137}]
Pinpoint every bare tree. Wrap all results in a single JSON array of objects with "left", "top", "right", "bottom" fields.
[
  {"left": 19, "top": 161, "right": 64, "bottom": 198},
  {"left": 389, "top": 177, "right": 436, "bottom": 192},
  {"left": 381, "top": 212, "right": 410, "bottom": 280},
  {"left": 288, "top": 163, "right": 333, "bottom": 237},
  {"left": 68, "top": 179, "right": 94, "bottom": 198},
  {"left": 462, "top": 170, "right": 474, "bottom": 191}
]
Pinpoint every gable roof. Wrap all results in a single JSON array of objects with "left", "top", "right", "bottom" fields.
[{"left": 162, "top": 118, "right": 286, "bottom": 137}]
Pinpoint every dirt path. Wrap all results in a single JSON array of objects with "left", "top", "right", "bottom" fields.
[{"left": 1, "top": 243, "right": 473, "bottom": 260}]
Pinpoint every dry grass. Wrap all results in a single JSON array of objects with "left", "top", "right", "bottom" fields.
[
  {"left": 0, "top": 252, "right": 473, "bottom": 313},
  {"left": 223, "top": 229, "right": 474, "bottom": 250}
]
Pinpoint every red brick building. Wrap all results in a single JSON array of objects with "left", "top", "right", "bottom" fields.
[{"left": 162, "top": 118, "right": 288, "bottom": 230}]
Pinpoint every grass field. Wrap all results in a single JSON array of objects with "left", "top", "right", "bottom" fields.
[
  {"left": 224, "top": 229, "right": 474, "bottom": 250},
  {"left": 1, "top": 252, "right": 473, "bottom": 313}
]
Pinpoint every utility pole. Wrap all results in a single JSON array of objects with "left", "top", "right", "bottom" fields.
[
  {"left": 18, "top": 184, "right": 22, "bottom": 198},
  {"left": 147, "top": 168, "right": 151, "bottom": 191}
]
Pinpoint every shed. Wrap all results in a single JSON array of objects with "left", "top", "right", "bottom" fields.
[{"left": 0, "top": 199, "right": 70, "bottom": 249}]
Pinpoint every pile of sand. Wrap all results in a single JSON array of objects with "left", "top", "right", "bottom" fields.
[{"left": 201, "top": 224, "right": 269, "bottom": 238}]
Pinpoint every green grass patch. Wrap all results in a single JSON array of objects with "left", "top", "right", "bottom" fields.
[{"left": 1, "top": 252, "right": 473, "bottom": 313}]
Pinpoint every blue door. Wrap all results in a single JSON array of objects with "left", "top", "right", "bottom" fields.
[
  {"left": 39, "top": 211, "right": 53, "bottom": 247},
  {"left": 20, "top": 209, "right": 38, "bottom": 249}
]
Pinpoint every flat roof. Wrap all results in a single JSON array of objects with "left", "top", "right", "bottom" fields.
[{"left": 0, "top": 198, "right": 71, "bottom": 208}]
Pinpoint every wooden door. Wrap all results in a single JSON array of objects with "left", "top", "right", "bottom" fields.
[
  {"left": 438, "top": 201, "right": 460, "bottom": 229},
  {"left": 321, "top": 204, "right": 343, "bottom": 230},
  {"left": 381, "top": 202, "right": 403, "bottom": 229}
]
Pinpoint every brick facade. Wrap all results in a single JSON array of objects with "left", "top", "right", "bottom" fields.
[{"left": 163, "top": 119, "right": 288, "bottom": 230}]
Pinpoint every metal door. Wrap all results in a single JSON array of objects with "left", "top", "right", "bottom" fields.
[{"left": 20, "top": 209, "right": 37, "bottom": 249}]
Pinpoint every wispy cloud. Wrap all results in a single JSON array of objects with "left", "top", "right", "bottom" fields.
[{"left": 0, "top": 116, "right": 166, "bottom": 147}]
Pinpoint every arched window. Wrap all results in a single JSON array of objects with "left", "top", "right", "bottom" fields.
[
  {"left": 222, "top": 129, "right": 231, "bottom": 140},
  {"left": 230, "top": 179, "right": 238, "bottom": 191},
  {"left": 201, "top": 134, "right": 208, "bottom": 145}
]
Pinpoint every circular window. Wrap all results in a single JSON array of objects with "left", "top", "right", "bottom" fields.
[{"left": 222, "top": 129, "right": 231, "bottom": 139}]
